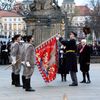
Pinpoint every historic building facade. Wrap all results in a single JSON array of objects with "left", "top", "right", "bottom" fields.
[{"left": 0, "top": 10, "right": 26, "bottom": 37}]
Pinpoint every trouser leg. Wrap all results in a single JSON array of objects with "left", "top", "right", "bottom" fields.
[
  {"left": 70, "top": 71, "right": 78, "bottom": 84},
  {"left": 11, "top": 72, "right": 15, "bottom": 85},
  {"left": 22, "top": 64, "right": 26, "bottom": 88},
  {"left": 86, "top": 72, "right": 91, "bottom": 83},
  {"left": 61, "top": 74, "right": 63, "bottom": 82},
  {"left": 64, "top": 74, "right": 66, "bottom": 82},
  {"left": 83, "top": 72, "right": 86, "bottom": 81},
  {"left": 14, "top": 74, "right": 22, "bottom": 87},
  {"left": 22, "top": 75, "right": 26, "bottom": 88}
]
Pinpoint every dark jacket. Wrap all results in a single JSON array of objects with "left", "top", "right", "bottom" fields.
[
  {"left": 59, "top": 37, "right": 78, "bottom": 72},
  {"left": 58, "top": 47, "right": 69, "bottom": 74},
  {"left": 79, "top": 45, "right": 90, "bottom": 72}
]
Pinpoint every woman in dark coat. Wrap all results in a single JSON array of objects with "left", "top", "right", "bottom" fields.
[
  {"left": 58, "top": 32, "right": 78, "bottom": 86},
  {"left": 79, "top": 39, "right": 91, "bottom": 83},
  {"left": 58, "top": 45, "right": 69, "bottom": 82}
]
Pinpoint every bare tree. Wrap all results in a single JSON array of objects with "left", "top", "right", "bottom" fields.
[{"left": 89, "top": 0, "right": 100, "bottom": 39}]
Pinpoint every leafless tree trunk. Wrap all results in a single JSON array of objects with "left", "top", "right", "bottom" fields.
[{"left": 89, "top": 0, "right": 100, "bottom": 39}]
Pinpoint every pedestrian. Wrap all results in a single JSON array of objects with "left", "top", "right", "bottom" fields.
[
  {"left": 58, "top": 45, "right": 69, "bottom": 82},
  {"left": 1, "top": 42, "right": 8, "bottom": 65},
  {"left": 58, "top": 32, "right": 78, "bottom": 86},
  {"left": 10, "top": 34, "right": 22, "bottom": 87},
  {"left": 79, "top": 39, "right": 91, "bottom": 84},
  {"left": 20, "top": 36, "right": 28, "bottom": 89},
  {"left": 23, "top": 35, "right": 35, "bottom": 92}
]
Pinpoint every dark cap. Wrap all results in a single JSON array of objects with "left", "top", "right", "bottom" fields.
[{"left": 70, "top": 31, "right": 77, "bottom": 37}]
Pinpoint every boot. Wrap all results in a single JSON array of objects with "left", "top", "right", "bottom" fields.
[
  {"left": 15, "top": 74, "right": 22, "bottom": 87},
  {"left": 80, "top": 72, "right": 86, "bottom": 83},
  {"left": 64, "top": 74, "right": 66, "bottom": 82},
  {"left": 25, "top": 78, "right": 35, "bottom": 92},
  {"left": 11, "top": 72, "right": 15, "bottom": 85},
  {"left": 86, "top": 72, "right": 91, "bottom": 84},
  {"left": 22, "top": 75, "right": 26, "bottom": 89}
]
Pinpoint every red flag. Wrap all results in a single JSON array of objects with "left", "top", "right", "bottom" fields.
[{"left": 35, "top": 36, "right": 58, "bottom": 83}]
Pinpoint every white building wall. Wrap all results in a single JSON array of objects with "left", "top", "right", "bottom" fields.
[{"left": 1, "top": 17, "right": 26, "bottom": 37}]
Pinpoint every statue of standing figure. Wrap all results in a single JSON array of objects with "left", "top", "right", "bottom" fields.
[{"left": 29, "top": 0, "right": 60, "bottom": 11}]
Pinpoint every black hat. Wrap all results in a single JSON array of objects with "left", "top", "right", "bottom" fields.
[
  {"left": 70, "top": 31, "right": 77, "bottom": 37},
  {"left": 83, "top": 27, "right": 91, "bottom": 35}
]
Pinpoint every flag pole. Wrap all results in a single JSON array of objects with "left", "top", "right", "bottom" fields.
[{"left": 4, "top": 58, "right": 20, "bottom": 70}]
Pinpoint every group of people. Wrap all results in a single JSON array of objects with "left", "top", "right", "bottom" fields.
[
  {"left": 58, "top": 32, "right": 91, "bottom": 86},
  {"left": 7, "top": 31, "right": 91, "bottom": 93},
  {"left": 10, "top": 34, "right": 35, "bottom": 92}
]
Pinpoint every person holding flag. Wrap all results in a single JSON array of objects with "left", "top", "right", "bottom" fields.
[{"left": 57, "top": 32, "right": 78, "bottom": 86}]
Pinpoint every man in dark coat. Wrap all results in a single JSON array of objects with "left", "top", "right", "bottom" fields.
[
  {"left": 79, "top": 39, "right": 91, "bottom": 83},
  {"left": 58, "top": 32, "right": 78, "bottom": 86}
]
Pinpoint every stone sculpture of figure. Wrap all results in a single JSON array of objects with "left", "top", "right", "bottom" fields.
[
  {"left": 29, "top": 0, "right": 46, "bottom": 11},
  {"left": 29, "top": 0, "right": 60, "bottom": 11}
]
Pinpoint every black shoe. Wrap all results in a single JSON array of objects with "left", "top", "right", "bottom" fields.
[
  {"left": 25, "top": 88, "right": 35, "bottom": 92},
  {"left": 86, "top": 80, "right": 91, "bottom": 84},
  {"left": 15, "top": 84, "right": 23, "bottom": 87},
  {"left": 69, "top": 83, "right": 78, "bottom": 86},
  {"left": 80, "top": 80, "right": 86, "bottom": 83}
]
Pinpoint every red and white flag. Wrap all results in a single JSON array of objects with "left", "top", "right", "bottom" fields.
[{"left": 35, "top": 36, "right": 58, "bottom": 83}]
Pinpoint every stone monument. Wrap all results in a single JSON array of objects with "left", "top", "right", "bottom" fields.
[{"left": 24, "top": 0, "right": 64, "bottom": 45}]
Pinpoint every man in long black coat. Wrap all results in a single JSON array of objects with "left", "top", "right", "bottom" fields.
[
  {"left": 58, "top": 32, "right": 78, "bottom": 86},
  {"left": 79, "top": 39, "right": 91, "bottom": 83}
]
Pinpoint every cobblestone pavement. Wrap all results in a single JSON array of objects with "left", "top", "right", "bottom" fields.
[{"left": 0, "top": 64, "right": 100, "bottom": 100}]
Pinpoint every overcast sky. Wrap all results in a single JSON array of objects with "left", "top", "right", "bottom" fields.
[
  {"left": 58, "top": 0, "right": 90, "bottom": 6},
  {"left": 16, "top": 0, "right": 90, "bottom": 6}
]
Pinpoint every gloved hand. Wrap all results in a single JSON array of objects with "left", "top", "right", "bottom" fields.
[
  {"left": 21, "top": 61, "right": 25, "bottom": 65},
  {"left": 11, "top": 56, "right": 16, "bottom": 65},
  {"left": 56, "top": 33, "right": 61, "bottom": 40},
  {"left": 26, "top": 62, "right": 30, "bottom": 67}
]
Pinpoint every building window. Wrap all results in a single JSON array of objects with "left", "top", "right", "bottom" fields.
[
  {"left": 9, "top": 19, "right": 12, "bottom": 21},
  {"left": 5, "top": 32, "right": 7, "bottom": 35},
  {"left": 18, "top": 24, "right": 21, "bottom": 30},
  {"left": 4, "top": 19, "right": 7, "bottom": 21},
  {"left": 9, "top": 24, "right": 12, "bottom": 30},
  {"left": 18, "top": 18, "right": 21, "bottom": 21},
  {"left": 13, "top": 24, "right": 16, "bottom": 30},
  {"left": 9, "top": 32, "right": 12, "bottom": 36},
  {"left": 4, "top": 24, "right": 7, "bottom": 30},
  {"left": 14, "top": 18, "right": 16, "bottom": 21}
]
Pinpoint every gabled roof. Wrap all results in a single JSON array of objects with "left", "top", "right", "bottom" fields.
[
  {"left": 75, "top": 5, "right": 91, "bottom": 16},
  {"left": 0, "top": 10, "right": 22, "bottom": 17}
]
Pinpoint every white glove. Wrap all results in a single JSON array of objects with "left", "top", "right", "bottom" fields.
[
  {"left": 11, "top": 56, "right": 16, "bottom": 65},
  {"left": 26, "top": 62, "right": 30, "bottom": 67},
  {"left": 60, "top": 50, "right": 63, "bottom": 53},
  {"left": 4, "top": 49, "right": 8, "bottom": 52},
  {"left": 56, "top": 33, "right": 61, "bottom": 40},
  {"left": 2, "top": 49, "right": 8, "bottom": 52},
  {"left": 21, "top": 61, "right": 25, "bottom": 65}
]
